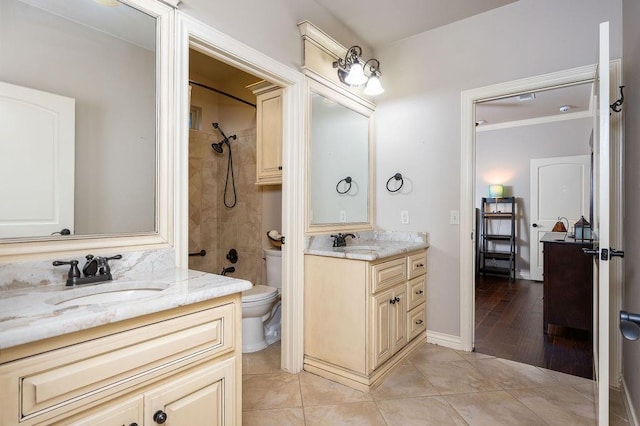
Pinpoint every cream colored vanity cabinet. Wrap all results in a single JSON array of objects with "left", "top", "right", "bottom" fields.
[
  {"left": 304, "top": 249, "right": 427, "bottom": 392},
  {"left": 248, "top": 81, "right": 283, "bottom": 185},
  {"left": 0, "top": 294, "right": 242, "bottom": 426}
]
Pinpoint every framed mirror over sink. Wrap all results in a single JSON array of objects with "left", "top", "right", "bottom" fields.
[
  {"left": 0, "top": 0, "right": 176, "bottom": 259},
  {"left": 306, "top": 79, "right": 374, "bottom": 234}
]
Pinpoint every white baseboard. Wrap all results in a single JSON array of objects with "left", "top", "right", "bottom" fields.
[
  {"left": 622, "top": 377, "right": 639, "bottom": 426},
  {"left": 426, "top": 330, "right": 464, "bottom": 351},
  {"left": 517, "top": 270, "right": 533, "bottom": 281}
]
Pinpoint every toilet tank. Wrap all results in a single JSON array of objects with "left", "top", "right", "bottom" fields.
[{"left": 264, "top": 248, "right": 282, "bottom": 289}]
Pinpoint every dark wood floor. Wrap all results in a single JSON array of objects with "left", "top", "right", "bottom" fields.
[{"left": 474, "top": 275, "right": 593, "bottom": 379}]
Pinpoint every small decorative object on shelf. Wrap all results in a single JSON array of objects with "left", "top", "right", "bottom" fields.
[
  {"left": 574, "top": 216, "right": 592, "bottom": 241},
  {"left": 488, "top": 184, "right": 504, "bottom": 198}
]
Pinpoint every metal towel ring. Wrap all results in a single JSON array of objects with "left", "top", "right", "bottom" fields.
[
  {"left": 386, "top": 173, "right": 404, "bottom": 192},
  {"left": 336, "top": 176, "right": 353, "bottom": 194}
]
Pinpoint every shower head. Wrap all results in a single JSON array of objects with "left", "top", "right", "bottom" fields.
[{"left": 212, "top": 141, "right": 224, "bottom": 153}]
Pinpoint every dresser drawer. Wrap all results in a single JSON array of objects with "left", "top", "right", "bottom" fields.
[
  {"left": 407, "top": 303, "right": 426, "bottom": 341},
  {"left": 9, "top": 303, "right": 234, "bottom": 420},
  {"left": 407, "top": 276, "right": 426, "bottom": 311},
  {"left": 371, "top": 257, "right": 407, "bottom": 293},
  {"left": 408, "top": 251, "right": 427, "bottom": 279}
]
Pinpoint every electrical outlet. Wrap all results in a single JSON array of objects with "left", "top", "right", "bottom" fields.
[
  {"left": 401, "top": 210, "right": 409, "bottom": 224},
  {"left": 339, "top": 210, "right": 347, "bottom": 222},
  {"left": 450, "top": 210, "right": 460, "bottom": 225}
]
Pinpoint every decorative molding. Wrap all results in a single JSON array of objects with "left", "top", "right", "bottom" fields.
[
  {"left": 622, "top": 377, "right": 639, "bottom": 426},
  {"left": 426, "top": 330, "right": 464, "bottom": 350},
  {"left": 175, "top": 12, "right": 307, "bottom": 373},
  {"left": 476, "top": 110, "right": 592, "bottom": 132}
]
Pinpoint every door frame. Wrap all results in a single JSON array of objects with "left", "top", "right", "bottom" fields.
[
  {"left": 174, "top": 12, "right": 307, "bottom": 373},
  {"left": 460, "top": 60, "right": 623, "bottom": 386}
]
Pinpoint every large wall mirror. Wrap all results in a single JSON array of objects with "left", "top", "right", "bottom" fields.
[
  {"left": 307, "top": 79, "right": 374, "bottom": 234},
  {"left": 0, "top": 0, "right": 174, "bottom": 258}
]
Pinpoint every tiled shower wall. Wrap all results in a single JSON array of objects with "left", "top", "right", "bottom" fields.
[{"left": 188, "top": 126, "right": 264, "bottom": 287}]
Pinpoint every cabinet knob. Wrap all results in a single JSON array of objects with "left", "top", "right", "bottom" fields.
[
  {"left": 278, "top": 166, "right": 283, "bottom": 170},
  {"left": 389, "top": 298, "right": 396, "bottom": 305},
  {"left": 129, "top": 423, "right": 139, "bottom": 426},
  {"left": 153, "top": 410, "right": 168, "bottom": 424},
  {"left": 416, "top": 290, "right": 423, "bottom": 295},
  {"left": 415, "top": 319, "right": 424, "bottom": 325},
  {"left": 416, "top": 263, "right": 424, "bottom": 268},
  {"left": 394, "top": 296, "right": 400, "bottom": 303}
]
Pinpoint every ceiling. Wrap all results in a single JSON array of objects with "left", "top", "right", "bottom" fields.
[
  {"left": 313, "top": 0, "right": 518, "bottom": 48},
  {"left": 475, "top": 83, "right": 593, "bottom": 127}
]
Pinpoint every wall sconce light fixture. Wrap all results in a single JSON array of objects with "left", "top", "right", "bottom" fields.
[{"left": 333, "top": 46, "right": 384, "bottom": 96}]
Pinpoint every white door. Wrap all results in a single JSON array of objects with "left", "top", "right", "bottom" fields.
[
  {"left": 0, "top": 81, "right": 75, "bottom": 238},
  {"left": 529, "top": 155, "right": 591, "bottom": 281},
  {"left": 592, "top": 21, "right": 613, "bottom": 425}
]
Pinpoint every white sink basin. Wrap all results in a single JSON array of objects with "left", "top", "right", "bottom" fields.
[{"left": 49, "top": 283, "right": 169, "bottom": 307}]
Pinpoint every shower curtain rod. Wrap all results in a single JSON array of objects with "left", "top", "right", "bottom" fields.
[{"left": 189, "top": 80, "right": 257, "bottom": 108}]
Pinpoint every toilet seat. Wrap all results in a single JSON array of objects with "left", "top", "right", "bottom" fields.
[{"left": 242, "top": 285, "right": 278, "bottom": 303}]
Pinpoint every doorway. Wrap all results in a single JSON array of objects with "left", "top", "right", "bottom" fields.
[
  {"left": 473, "top": 88, "right": 594, "bottom": 376},
  {"left": 459, "top": 61, "right": 623, "bottom": 385},
  {"left": 175, "top": 15, "right": 307, "bottom": 373}
]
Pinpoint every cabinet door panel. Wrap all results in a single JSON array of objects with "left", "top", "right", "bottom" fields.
[
  {"left": 391, "top": 288, "right": 408, "bottom": 351},
  {"left": 61, "top": 395, "right": 142, "bottom": 426},
  {"left": 371, "top": 289, "right": 393, "bottom": 368},
  {"left": 145, "top": 357, "right": 235, "bottom": 426},
  {"left": 408, "top": 252, "right": 427, "bottom": 279},
  {"left": 407, "top": 276, "right": 426, "bottom": 310},
  {"left": 371, "top": 258, "right": 406, "bottom": 293}
]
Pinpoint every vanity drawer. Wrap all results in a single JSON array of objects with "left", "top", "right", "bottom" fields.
[
  {"left": 371, "top": 257, "right": 407, "bottom": 293},
  {"left": 407, "top": 276, "right": 426, "bottom": 311},
  {"left": 11, "top": 303, "right": 234, "bottom": 420},
  {"left": 407, "top": 303, "right": 426, "bottom": 341},
  {"left": 408, "top": 251, "right": 427, "bottom": 279}
]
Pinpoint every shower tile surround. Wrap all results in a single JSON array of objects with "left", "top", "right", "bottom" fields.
[{"left": 189, "top": 127, "right": 266, "bottom": 287}]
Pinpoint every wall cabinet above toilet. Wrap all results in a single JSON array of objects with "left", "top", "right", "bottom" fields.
[{"left": 248, "top": 81, "right": 283, "bottom": 185}]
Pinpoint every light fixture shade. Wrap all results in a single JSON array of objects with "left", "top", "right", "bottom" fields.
[
  {"left": 488, "top": 184, "right": 504, "bottom": 198},
  {"left": 345, "top": 62, "right": 367, "bottom": 86},
  {"left": 364, "top": 75, "right": 384, "bottom": 96}
]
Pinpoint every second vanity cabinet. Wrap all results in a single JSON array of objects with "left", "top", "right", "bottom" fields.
[
  {"left": 0, "top": 294, "right": 241, "bottom": 426},
  {"left": 304, "top": 249, "right": 427, "bottom": 392}
]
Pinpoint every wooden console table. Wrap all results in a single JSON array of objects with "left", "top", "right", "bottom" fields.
[{"left": 541, "top": 233, "right": 593, "bottom": 334}]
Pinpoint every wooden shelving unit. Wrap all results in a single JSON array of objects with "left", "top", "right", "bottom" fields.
[{"left": 479, "top": 197, "right": 516, "bottom": 280}]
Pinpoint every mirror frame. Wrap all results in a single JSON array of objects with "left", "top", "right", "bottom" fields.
[
  {"left": 0, "top": 0, "right": 175, "bottom": 261},
  {"left": 305, "top": 77, "right": 375, "bottom": 235}
]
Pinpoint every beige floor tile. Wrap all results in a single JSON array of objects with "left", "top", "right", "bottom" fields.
[
  {"left": 456, "top": 350, "right": 496, "bottom": 362},
  {"left": 610, "top": 388, "right": 630, "bottom": 422},
  {"left": 372, "top": 363, "right": 439, "bottom": 401},
  {"left": 409, "top": 343, "right": 467, "bottom": 364},
  {"left": 304, "top": 401, "right": 386, "bottom": 426},
  {"left": 243, "top": 342, "right": 281, "bottom": 375},
  {"left": 414, "top": 359, "right": 501, "bottom": 395},
  {"left": 471, "top": 357, "right": 559, "bottom": 389},
  {"left": 445, "top": 390, "right": 546, "bottom": 425},
  {"left": 299, "top": 371, "right": 373, "bottom": 407},
  {"left": 543, "top": 367, "right": 594, "bottom": 386},
  {"left": 242, "top": 408, "right": 305, "bottom": 426},
  {"left": 509, "top": 385, "right": 596, "bottom": 425},
  {"left": 242, "top": 372, "right": 302, "bottom": 410},
  {"left": 571, "top": 382, "right": 595, "bottom": 401},
  {"left": 377, "top": 395, "right": 467, "bottom": 425}
]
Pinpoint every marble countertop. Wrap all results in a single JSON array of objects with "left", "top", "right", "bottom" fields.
[
  {"left": 305, "top": 239, "right": 428, "bottom": 261},
  {"left": 0, "top": 268, "right": 252, "bottom": 350}
]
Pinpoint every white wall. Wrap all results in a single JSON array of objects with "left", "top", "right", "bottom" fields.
[
  {"left": 374, "top": 0, "right": 622, "bottom": 336},
  {"left": 622, "top": 0, "right": 640, "bottom": 419},
  {"left": 476, "top": 118, "right": 592, "bottom": 276}
]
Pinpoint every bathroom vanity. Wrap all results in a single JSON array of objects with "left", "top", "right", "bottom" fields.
[
  {"left": 0, "top": 269, "right": 251, "bottom": 426},
  {"left": 304, "top": 237, "right": 428, "bottom": 392}
]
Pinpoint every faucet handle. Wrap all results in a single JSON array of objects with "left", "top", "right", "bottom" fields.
[{"left": 53, "top": 259, "right": 81, "bottom": 283}]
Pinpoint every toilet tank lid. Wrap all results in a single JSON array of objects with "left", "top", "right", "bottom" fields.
[{"left": 242, "top": 285, "right": 278, "bottom": 302}]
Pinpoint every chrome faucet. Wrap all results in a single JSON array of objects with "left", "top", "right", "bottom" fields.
[
  {"left": 331, "top": 233, "right": 356, "bottom": 248},
  {"left": 53, "top": 254, "right": 122, "bottom": 286}
]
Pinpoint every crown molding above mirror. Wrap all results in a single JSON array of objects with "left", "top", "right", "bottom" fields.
[{"left": 0, "top": 0, "right": 175, "bottom": 261}]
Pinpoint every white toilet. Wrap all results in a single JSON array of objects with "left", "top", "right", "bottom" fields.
[{"left": 241, "top": 248, "right": 282, "bottom": 353}]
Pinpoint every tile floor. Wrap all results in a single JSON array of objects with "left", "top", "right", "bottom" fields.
[{"left": 242, "top": 342, "right": 631, "bottom": 425}]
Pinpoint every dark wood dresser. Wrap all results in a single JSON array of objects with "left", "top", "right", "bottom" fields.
[{"left": 541, "top": 232, "right": 593, "bottom": 334}]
